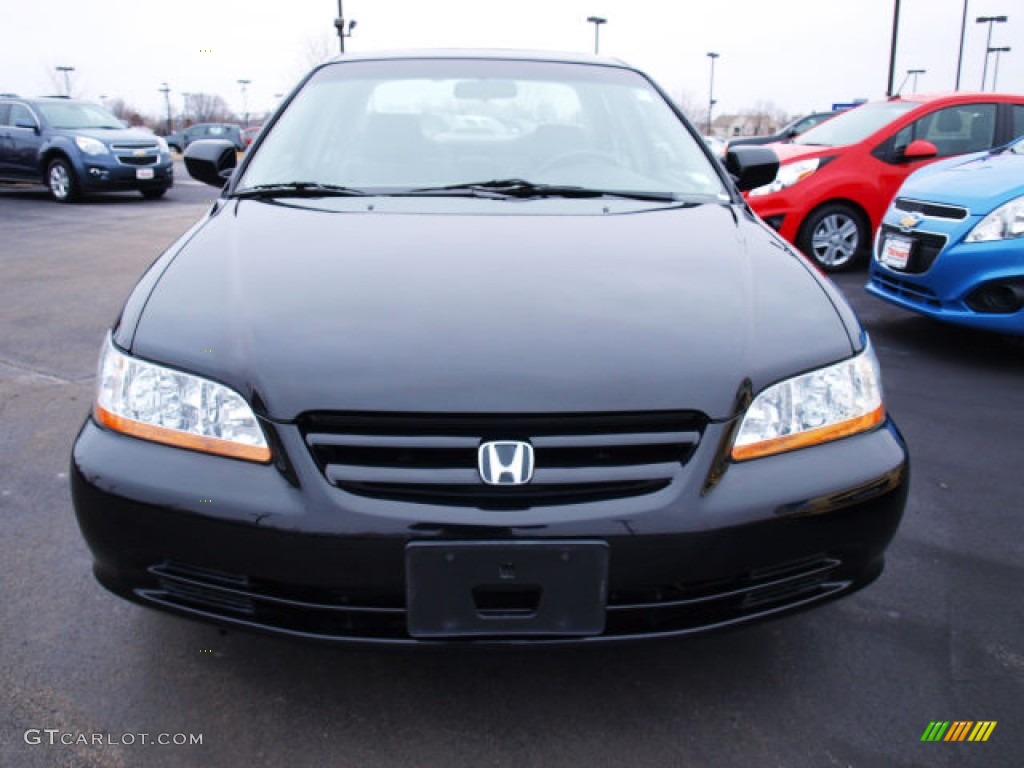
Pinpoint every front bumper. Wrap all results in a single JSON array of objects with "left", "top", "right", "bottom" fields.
[
  {"left": 868, "top": 226, "right": 1024, "bottom": 335},
  {"left": 746, "top": 191, "right": 802, "bottom": 245},
  {"left": 71, "top": 414, "right": 908, "bottom": 645},
  {"left": 75, "top": 156, "right": 174, "bottom": 193}
]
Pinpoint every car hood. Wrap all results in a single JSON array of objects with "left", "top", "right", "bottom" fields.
[
  {"left": 765, "top": 142, "right": 839, "bottom": 164},
  {"left": 57, "top": 127, "right": 159, "bottom": 144},
  {"left": 897, "top": 151, "right": 1024, "bottom": 211},
  {"left": 127, "top": 199, "right": 854, "bottom": 422}
]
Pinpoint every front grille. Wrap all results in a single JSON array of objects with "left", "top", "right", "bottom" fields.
[
  {"left": 869, "top": 273, "right": 941, "bottom": 308},
  {"left": 893, "top": 197, "right": 969, "bottom": 221},
  {"left": 116, "top": 154, "right": 158, "bottom": 166},
  {"left": 877, "top": 224, "right": 947, "bottom": 274},
  {"left": 299, "top": 411, "right": 705, "bottom": 508},
  {"left": 110, "top": 142, "right": 158, "bottom": 151},
  {"left": 141, "top": 555, "right": 847, "bottom": 643},
  {"left": 606, "top": 556, "right": 845, "bottom": 634}
]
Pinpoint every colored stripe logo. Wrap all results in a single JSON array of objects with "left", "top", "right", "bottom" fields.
[{"left": 921, "top": 721, "right": 997, "bottom": 742}]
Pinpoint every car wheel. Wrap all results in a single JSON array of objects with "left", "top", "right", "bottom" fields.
[
  {"left": 797, "top": 203, "right": 869, "bottom": 272},
  {"left": 141, "top": 189, "right": 167, "bottom": 200},
  {"left": 47, "top": 158, "right": 78, "bottom": 203}
]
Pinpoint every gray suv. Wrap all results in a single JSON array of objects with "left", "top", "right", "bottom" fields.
[
  {"left": 165, "top": 122, "right": 245, "bottom": 153},
  {"left": 0, "top": 96, "right": 173, "bottom": 202}
]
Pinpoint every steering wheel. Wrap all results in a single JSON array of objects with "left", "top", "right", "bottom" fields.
[{"left": 534, "top": 149, "right": 624, "bottom": 176}]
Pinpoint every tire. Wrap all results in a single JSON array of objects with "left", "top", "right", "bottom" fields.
[
  {"left": 797, "top": 203, "right": 869, "bottom": 272},
  {"left": 141, "top": 189, "right": 167, "bottom": 200},
  {"left": 47, "top": 158, "right": 78, "bottom": 203}
]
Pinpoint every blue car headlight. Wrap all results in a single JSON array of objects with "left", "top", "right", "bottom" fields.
[{"left": 966, "top": 194, "right": 1024, "bottom": 242}]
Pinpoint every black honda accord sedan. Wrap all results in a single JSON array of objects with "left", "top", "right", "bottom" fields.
[{"left": 71, "top": 50, "right": 908, "bottom": 644}]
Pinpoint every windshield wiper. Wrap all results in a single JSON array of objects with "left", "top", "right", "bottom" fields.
[
  {"left": 405, "top": 179, "right": 679, "bottom": 202},
  {"left": 232, "top": 182, "right": 369, "bottom": 199}
]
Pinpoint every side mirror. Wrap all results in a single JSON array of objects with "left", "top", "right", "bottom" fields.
[
  {"left": 903, "top": 139, "right": 938, "bottom": 160},
  {"left": 724, "top": 145, "right": 779, "bottom": 192},
  {"left": 15, "top": 118, "right": 38, "bottom": 133},
  {"left": 184, "top": 139, "right": 237, "bottom": 187}
]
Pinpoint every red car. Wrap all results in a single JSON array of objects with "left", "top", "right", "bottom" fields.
[
  {"left": 745, "top": 93, "right": 1024, "bottom": 271},
  {"left": 241, "top": 125, "right": 262, "bottom": 148}
]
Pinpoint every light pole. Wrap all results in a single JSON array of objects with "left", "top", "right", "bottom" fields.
[
  {"left": 976, "top": 15, "right": 1008, "bottom": 90},
  {"left": 158, "top": 82, "right": 172, "bottom": 135},
  {"left": 56, "top": 66, "right": 75, "bottom": 96},
  {"left": 706, "top": 52, "right": 719, "bottom": 135},
  {"left": 586, "top": 16, "right": 607, "bottom": 54},
  {"left": 335, "top": 0, "right": 357, "bottom": 54},
  {"left": 897, "top": 68, "right": 926, "bottom": 93},
  {"left": 885, "top": 0, "right": 901, "bottom": 97},
  {"left": 988, "top": 46, "right": 1011, "bottom": 90},
  {"left": 237, "top": 79, "right": 251, "bottom": 127},
  {"left": 955, "top": 0, "right": 968, "bottom": 89}
]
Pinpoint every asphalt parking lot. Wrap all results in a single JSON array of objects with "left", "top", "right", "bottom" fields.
[{"left": 1, "top": 166, "right": 1021, "bottom": 768}]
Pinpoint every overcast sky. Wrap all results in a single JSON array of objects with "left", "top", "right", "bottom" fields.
[{"left": 2, "top": 0, "right": 1021, "bottom": 124}]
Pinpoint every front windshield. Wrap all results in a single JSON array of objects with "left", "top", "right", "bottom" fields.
[
  {"left": 37, "top": 102, "right": 122, "bottom": 129},
  {"left": 794, "top": 101, "right": 919, "bottom": 148},
  {"left": 240, "top": 58, "right": 726, "bottom": 199}
]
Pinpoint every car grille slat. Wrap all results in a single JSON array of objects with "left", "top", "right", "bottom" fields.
[
  {"left": 299, "top": 411, "right": 705, "bottom": 507},
  {"left": 531, "top": 431, "right": 700, "bottom": 448},
  {"left": 306, "top": 433, "right": 480, "bottom": 449},
  {"left": 326, "top": 465, "right": 480, "bottom": 485},
  {"left": 893, "top": 197, "right": 969, "bottom": 221}
]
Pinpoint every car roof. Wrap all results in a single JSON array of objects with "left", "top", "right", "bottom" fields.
[
  {"left": 884, "top": 91, "right": 1024, "bottom": 106},
  {"left": 324, "top": 48, "right": 631, "bottom": 69}
]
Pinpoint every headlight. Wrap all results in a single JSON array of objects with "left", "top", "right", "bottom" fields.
[
  {"left": 966, "top": 194, "right": 1024, "bottom": 242},
  {"left": 155, "top": 136, "right": 169, "bottom": 153},
  {"left": 94, "top": 335, "right": 271, "bottom": 462},
  {"left": 74, "top": 136, "right": 109, "bottom": 155},
  {"left": 732, "top": 343, "right": 884, "bottom": 461},
  {"left": 748, "top": 158, "right": 821, "bottom": 197}
]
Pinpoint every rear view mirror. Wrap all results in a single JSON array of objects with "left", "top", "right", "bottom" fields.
[
  {"left": 724, "top": 146, "right": 779, "bottom": 192},
  {"left": 184, "top": 139, "right": 237, "bottom": 187},
  {"left": 454, "top": 80, "right": 518, "bottom": 100},
  {"left": 903, "top": 139, "right": 938, "bottom": 160}
]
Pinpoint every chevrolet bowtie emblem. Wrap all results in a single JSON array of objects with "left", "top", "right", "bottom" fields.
[{"left": 898, "top": 213, "right": 923, "bottom": 232}]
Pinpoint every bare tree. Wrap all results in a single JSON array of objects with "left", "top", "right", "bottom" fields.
[
  {"left": 105, "top": 98, "right": 147, "bottom": 126},
  {"left": 670, "top": 88, "right": 705, "bottom": 126},
  {"left": 44, "top": 63, "right": 80, "bottom": 98},
  {"left": 296, "top": 32, "right": 336, "bottom": 80},
  {"left": 184, "top": 93, "right": 235, "bottom": 123}
]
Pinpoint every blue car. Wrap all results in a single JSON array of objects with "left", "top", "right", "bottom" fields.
[
  {"left": 867, "top": 136, "right": 1024, "bottom": 335},
  {"left": 0, "top": 96, "right": 173, "bottom": 202}
]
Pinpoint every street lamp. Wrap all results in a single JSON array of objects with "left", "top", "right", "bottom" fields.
[
  {"left": 976, "top": 15, "right": 1008, "bottom": 90},
  {"left": 955, "top": 0, "right": 968, "bottom": 89},
  {"left": 586, "top": 16, "right": 607, "bottom": 54},
  {"left": 988, "top": 46, "right": 1011, "bottom": 90},
  {"left": 897, "top": 68, "right": 926, "bottom": 93},
  {"left": 158, "top": 82, "right": 172, "bottom": 135},
  {"left": 56, "top": 66, "right": 75, "bottom": 97},
  {"left": 335, "top": 0, "right": 357, "bottom": 54},
  {"left": 706, "top": 52, "right": 719, "bottom": 135},
  {"left": 237, "top": 79, "right": 251, "bottom": 127}
]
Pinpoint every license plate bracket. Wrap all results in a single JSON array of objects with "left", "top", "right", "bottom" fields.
[
  {"left": 406, "top": 540, "right": 608, "bottom": 638},
  {"left": 881, "top": 234, "right": 913, "bottom": 270}
]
